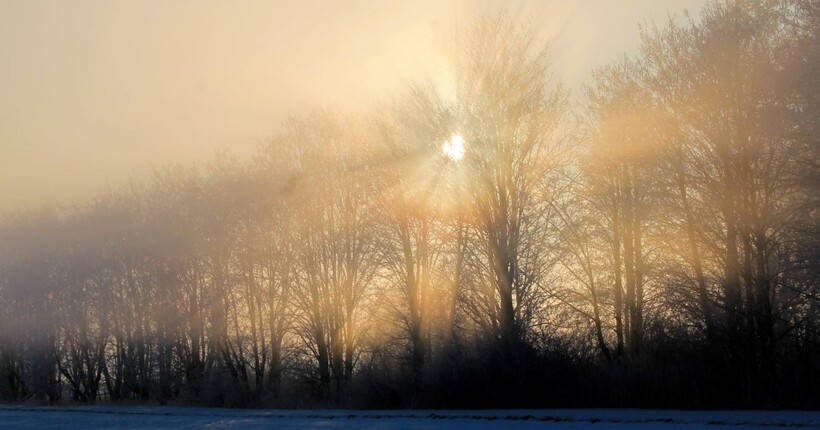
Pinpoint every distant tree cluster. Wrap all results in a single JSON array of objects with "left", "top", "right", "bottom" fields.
[{"left": 0, "top": 0, "right": 817, "bottom": 408}]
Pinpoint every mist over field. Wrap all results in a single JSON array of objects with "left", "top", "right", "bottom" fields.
[{"left": 0, "top": 0, "right": 819, "bottom": 417}]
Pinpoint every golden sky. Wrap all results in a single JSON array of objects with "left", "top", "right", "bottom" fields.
[{"left": 0, "top": 0, "right": 708, "bottom": 214}]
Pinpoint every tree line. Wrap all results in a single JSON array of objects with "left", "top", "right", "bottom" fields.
[{"left": 1, "top": 0, "right": 818, "bottom": 408}]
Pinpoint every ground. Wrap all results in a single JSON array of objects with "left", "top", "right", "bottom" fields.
[{"left": 0, "top": 406, "right": 818, "bottom": 429}]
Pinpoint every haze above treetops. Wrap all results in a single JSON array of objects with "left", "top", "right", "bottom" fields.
[{"left": 0, "top": 0, "right": 708, "bottom": 215}]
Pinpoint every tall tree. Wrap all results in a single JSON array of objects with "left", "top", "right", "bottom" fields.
[{"left": 455, "top": 14, "right": 567, "bottom": 346}]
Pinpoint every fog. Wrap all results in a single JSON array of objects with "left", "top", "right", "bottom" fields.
[
  {"left": 0, "top": 0, "right": 707, "bottom": 214},
  {"left": 0, "top": 0, "right": 817, "bottom": 409}
]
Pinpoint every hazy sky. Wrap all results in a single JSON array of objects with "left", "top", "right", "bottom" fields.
[{"left": 0, "top": 0, "right": 709, "bottom": 214}]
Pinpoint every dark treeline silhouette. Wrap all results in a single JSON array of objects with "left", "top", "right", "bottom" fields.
[{"left": 1, "top": 0, "right": 818, "bottom": 409}]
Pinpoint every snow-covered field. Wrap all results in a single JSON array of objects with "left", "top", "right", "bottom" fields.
[{"left": 0, "top": 406, "right": 818, "bottom": 429}]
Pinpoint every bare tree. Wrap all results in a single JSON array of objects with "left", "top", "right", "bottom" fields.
[{"left": 455, "top": 14, "right": 567, "bottom": 346}]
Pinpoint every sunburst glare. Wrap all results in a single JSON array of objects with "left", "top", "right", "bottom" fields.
[{"left": 443, "top": 134, "right": 465, "bottom": 161}]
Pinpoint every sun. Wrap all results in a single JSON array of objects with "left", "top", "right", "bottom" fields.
[{"left": 443, "top": 134, "right": 465, "bottom": 161}]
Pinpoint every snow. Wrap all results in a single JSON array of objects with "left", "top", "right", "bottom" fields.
[{"left": 0, "top": 405, "right": 818, "bottom": 429}]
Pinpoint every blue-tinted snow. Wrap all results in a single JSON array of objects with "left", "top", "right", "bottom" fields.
[{"left": 0, "top": 406, "right": 818, "bottom": 429}]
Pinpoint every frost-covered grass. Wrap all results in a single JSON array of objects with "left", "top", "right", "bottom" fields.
[{"left": 0, "top": 405, "right": 818, "bottom": 429}]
